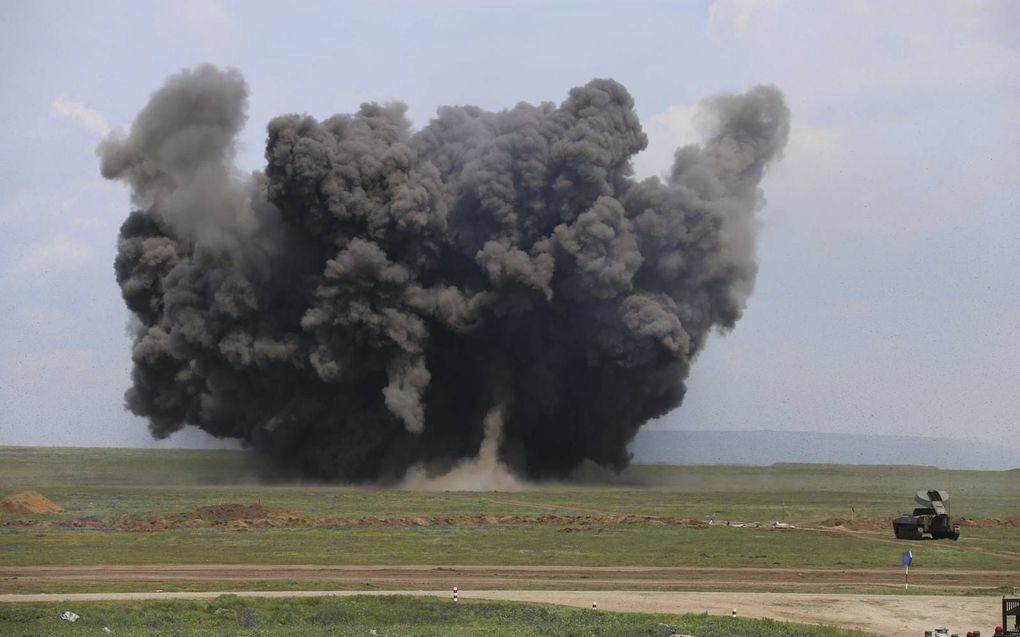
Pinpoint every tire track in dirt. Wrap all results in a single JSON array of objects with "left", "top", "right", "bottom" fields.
[{"left": 3, "top": 564, "right": 1016, "bottom": 592}]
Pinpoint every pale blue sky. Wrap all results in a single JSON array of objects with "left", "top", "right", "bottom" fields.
[{"left": 0, "top": 0, "right": 1017, "bottom": 448}]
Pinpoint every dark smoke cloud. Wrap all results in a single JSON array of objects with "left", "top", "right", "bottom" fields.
[{"left": 102, "top": 65, "right": 789, "bottom": 480}]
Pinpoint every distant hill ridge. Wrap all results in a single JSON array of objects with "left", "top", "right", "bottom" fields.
[{"left": 629, "top": 429, "right": 1017, "bottom": 471}]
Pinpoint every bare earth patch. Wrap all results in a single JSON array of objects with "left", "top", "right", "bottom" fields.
[{"left": 0, "top": 491, "right": 61, "bottom": 514}]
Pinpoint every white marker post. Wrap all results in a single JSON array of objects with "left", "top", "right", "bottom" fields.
[
  {"left": 453, "top": 586, "right": 458, "bottom": 603},
  {"left": 732, "top": 608, "right": 737, "bottom": 618},
  {"left": 592, "top": 602, "right": 597, "bottom": 610}
]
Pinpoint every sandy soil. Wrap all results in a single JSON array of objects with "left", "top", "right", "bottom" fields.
[
  {"left": 3, "top": 564, "right": 1016, "bottom": 592},
  {"left": 0, "top": 587, "right": 1002, "bottom": 636}
]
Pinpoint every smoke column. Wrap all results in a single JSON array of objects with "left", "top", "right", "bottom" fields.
[{"left": 102, "top": 65, "right": 789, "bottom": 481}]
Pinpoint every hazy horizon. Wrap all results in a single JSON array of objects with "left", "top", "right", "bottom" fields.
[{"left": 2, "top": 428, "right": 1015, "bottom": 473}]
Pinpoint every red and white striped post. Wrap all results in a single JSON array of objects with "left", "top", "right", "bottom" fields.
[
  {"left": 731, "top": 608, "right": 737, "bottom": 618},
  {"left": 592, "top": 601, "right": 597, "bottom": 610},
  {"left": 452, "top": 586, "right": 458, "bottom": 603}
]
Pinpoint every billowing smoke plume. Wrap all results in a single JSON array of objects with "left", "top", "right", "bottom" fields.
[{"left": 102, "top": 65, "right": 789, "bottom": 481}]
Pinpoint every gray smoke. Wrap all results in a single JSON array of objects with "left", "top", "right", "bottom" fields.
[{"left": 103, "top": 65, "right": 789, "bottom": 480}]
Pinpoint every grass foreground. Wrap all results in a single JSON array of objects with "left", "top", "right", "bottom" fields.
[{"left": 0, "top": 594, "right": 865, "bottom": 637}]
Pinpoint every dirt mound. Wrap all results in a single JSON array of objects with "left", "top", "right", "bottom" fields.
[
  {"left": 0, "top": 491, "right": 61, "bottom": 514},
  {"left": 181, "top": 503, "right": 293, "bottom": 522}
]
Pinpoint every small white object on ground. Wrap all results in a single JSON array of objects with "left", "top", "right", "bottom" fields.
[{"left": 60, "top": 611, "right": 79, "bottom": 622}]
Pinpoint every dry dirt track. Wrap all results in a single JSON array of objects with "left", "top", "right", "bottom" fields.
[
  {"left": 0, "top": 588, "right": 1003, "bottom": 636},
  {"left": 3, "top": 564, "right": 1017, "bottom": 592}
]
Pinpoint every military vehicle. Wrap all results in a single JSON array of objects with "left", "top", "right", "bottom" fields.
[
  {"left": 892, "top": 489, "right": 960, "bottom": 540},
  {"left": 997, "top": 596, "right": 1020, "bottom": 635}
]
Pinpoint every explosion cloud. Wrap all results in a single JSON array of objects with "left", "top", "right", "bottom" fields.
[{"left": 102, "top": 65, "right": 789, "bottom": 481}]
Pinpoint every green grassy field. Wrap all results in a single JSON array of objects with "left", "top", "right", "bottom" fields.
[
  {"left": 0, "top": 594, "right": 864, "bottom": 636},
  {"left": 5, "top": 524, "right": 1016, "bottom": 570},
  {"left": 2, "top": 446, "right": 1018, "bottom": 573}
]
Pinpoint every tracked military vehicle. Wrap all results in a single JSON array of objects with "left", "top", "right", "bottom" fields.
[{"left": 892, "top": 489, "right": 960, "bottom": 540}]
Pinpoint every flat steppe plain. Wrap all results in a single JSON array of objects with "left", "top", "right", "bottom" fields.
[{"left": 1, "top": 446, "right": 1017, "bottom": 635}]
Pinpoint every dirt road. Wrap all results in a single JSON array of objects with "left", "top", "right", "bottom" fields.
[
  {"left": 2, "top": 564, "right": 1015, "bottom": 592},
  {"left": 0, "top": 588, "right": 1001, "bottom": 636}
]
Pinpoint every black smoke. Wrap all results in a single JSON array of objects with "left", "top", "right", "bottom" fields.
[{"left": 102, "top": 65, "right": 789, "bottom": 481}]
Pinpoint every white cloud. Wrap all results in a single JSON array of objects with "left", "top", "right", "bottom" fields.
[
  {"left": 632, "top": 104, "right": 701, "bottom": 180},
  {"left": 787, "top": 123, "right": 836, "bottom": 153},
  {"left": 707, "top": 0, "right": 781, "bottom": 40},
  {"left": 52, "top": 96, "right": 110, "bottom": 136},
  {"left": 159, "top": 0, "right": 241, "bottom": 59},
  {"left": 705, "top": 1, "right": 1020, "bottom": 98},
  {"left": 904, "top": 39, "right": 1020, "bottom": 88},
  {"left": 634, "top": 102, "right": 836, "bottom": 182},
  {"left": 7, "top": 233, "right": 96, "bottom": 283}
]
